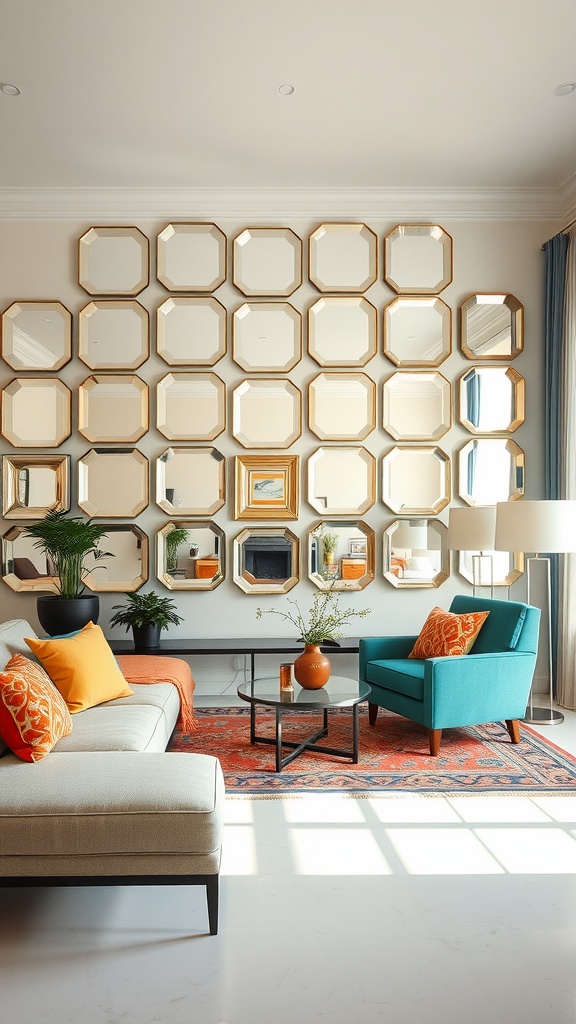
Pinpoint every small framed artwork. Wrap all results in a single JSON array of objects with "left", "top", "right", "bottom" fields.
[
  {"left": 235, "top": 455, "right": 299, "bottom": 520},
  {"left": 349, "top": 537, "right": 367, "bottom": 556}
]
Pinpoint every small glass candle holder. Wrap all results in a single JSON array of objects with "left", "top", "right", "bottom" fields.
[{"left": 279, "top": 662, "right": 294, "bottom": 694}]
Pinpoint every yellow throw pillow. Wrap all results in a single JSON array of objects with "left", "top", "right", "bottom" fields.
[
  {"left": 25, "top": 621, "right": 133, "bottom": 713},
  {"left": 408, "top": 606, "right": 490, "bottom": 660},
  {"left": 0, "top": 653, "right": 73, "bottom": 762}
]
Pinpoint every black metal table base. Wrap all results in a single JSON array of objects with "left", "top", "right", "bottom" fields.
[{"left": 250, "top": 704, "right": 360, "bottom": 772}]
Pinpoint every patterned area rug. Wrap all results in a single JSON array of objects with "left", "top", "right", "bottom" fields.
[{"left": 168, "top": 706, "right": 576, "bottom": 795}]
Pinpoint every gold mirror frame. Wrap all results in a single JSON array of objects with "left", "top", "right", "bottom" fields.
[
  {"left": 233, "top": 527, "right": 300, "bottom": 594},
  {"left": 382, "top": 445, "right": 451, "bottom": 515},
  {"left": 78, "top": 226, "right": 149, "bottom": 296},
  {"left": 1, "top": 301, "right": 72, "bottom": 371},
  {"left": 78, "top": 448, "right": 149, "bottom": 518},
  {"left": 308, "top": 222, "right": 378, "bottom": 293},
  {"left": 384, "top": 224, "right": 453, "bottom": 294},
  {"left": 460, "top": 293, "right": 524, "bottom": 360},
  {"left": 232, "top": 227, "right": 303, "bottom": 297},
  {"left": 2, "top": 454, "right": 70, "bottom": 519},
  {"left": 458, "top": 549, "right": 525, "bottom": 589},
  {"left": 156, "top": 446, "right": 226, "bottom": 516},
  {"left": 308, "top": 519, "right": 375, "bottom": 591},
  {"left": 308, "top": 296, "right": 377, "bottom": 367},
  {"left": 308, "top": 372, "right": 376, "bottom": 441},
  {"left": 157, "top": 296, "right": 227, "bottom": 366},
  {"left": 232, "top": 378, "right": 301, "bottom": 449},
  {"left": 84, "top": 524, "right": 149, "bottom": 593},
  {"left": 384, "top": 518, "right": 449, "bottom": 589},
  {"left": 1, "top": 377, "right": 71, "bottom": 448},
  {"left": 459, "top": 366, "right": 525, "bottom": 435},
  {"left": 383, "top": 370, "right": 451, "bottom": 441},
  {"left": 156, "top": 222, "right": 227, "bottom": 292},
  {"left": 234, "top": 454, "right": 298, "bottom": 520},
  {"left": 307, "top": 446, "right": 376, "bottom": 516},
  {"left": 157, "top": 372, "right": 226, "bottom": 442},
  {"left": 457, "top": 438, "right": 525, "bottom": 506},
  {"left": 384, "top": 296, "right": 451, "bottom": 367},
  {"left": 2, "top": 524, "right": 59, "bottom": 593},
  {"left": 232, "top": 301, "right": 302, "bottom": 372},
  {"left": 78, "top": 374, "right": 149, "bottom": 444},
  {"left": 157, "top": 520, "right": 225, "bottom": 591},
  {"left": 78, "top": 300, "right": 149, "bottom": 370}
]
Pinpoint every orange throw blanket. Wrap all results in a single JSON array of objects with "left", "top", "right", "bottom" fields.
[{"left": 117, "top": 655, "right": 196, "bottom": 734}]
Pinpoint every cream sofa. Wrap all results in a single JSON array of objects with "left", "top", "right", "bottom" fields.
[{"left": 0, "top": 618, "right": 225, "bottom": 935}]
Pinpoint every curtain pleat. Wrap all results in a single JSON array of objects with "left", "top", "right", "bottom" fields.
[{"left": 558, "top": 229, "right": 576, "bottom": 708}]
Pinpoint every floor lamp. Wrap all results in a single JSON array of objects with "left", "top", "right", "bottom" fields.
[
  {"left": 495, "top": 500, "right": 576, "bottom": 726},
  {"left": 447, "top": 506, "right": 496, "bottom": 598}
]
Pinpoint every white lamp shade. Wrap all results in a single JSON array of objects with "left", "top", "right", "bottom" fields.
[
  {"left": 447, "top": 506, "right": 496, "bottom": 551},
  {"left": 495, "top": 500, "right": 576, "bottom": 553},
  {"left": 392, "top": 520, "right": 429, "bottom": 550}
]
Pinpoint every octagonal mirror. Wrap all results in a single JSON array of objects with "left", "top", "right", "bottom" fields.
[
  {"left": 232, "top": 301, "right": 301, "bottom": 372},
  {"left": 2, "top": 524, "right": 59, "bottom": 594},
  {"left": 458, "top": 438, "right": 525, "bottom": 506},
  {"left": 78, "top": 448, "right": 149, "bottom": 518},
  {"left": 78, "top": 300, "right": 149, "bottom": 370},
  {"left": 157, "top": 296, "right": 226, "bottom": 366},
  {"left": 2, "top": 454, "right": 70, "bottom": 519},
  {"left": 232, "top": 378, "right": 301, "bottom": 448},
  {"left": 157, "top": 372, "right": 226, "bottom": 441},
  {"left": 383, "top": 371, "right": 451, "bottom": 440},
  {"left": 157, "top": 520, "right": 225, "bottom": 591},
  {"left": 384, "top": 296, "right": 451, "bottom": 366},
  {"left": 78, "top": 226, "right": 149, "bottom": 296},
  {"left": 2, "top": 301, "right": 72, "bottom": 371},
  {"left": 156, "top": 222, "right": 226, "bottom": 292},
  {"left": 309, "top": 372, "right": 376, "bottom": 441},
  {"left": 78, "top": 374, "right": 149, "bottom": 443},
  {"left": 460, "top": 294, "right": 524, "bottom": 360},
  {"left": 382, "top": 445, "right": 451, "bottom": 515},
  {"left": 308, "top": 222, "right": 378, "bottom": 293},
  {"left": 156, "top": 446, "right": 226, "bottom": 516},
  {"left": 84, "top": 524, "right": 148, "bottom": 593},
  {"left": 233, "top": 227, "right": 302, "bottom": 296},
  {"left": 1, "top": 378, "right": 71, "bottom": 448},
  {"left": 233, "top": 527, "right": 299, "bottom": 594},
  {"left": 459, "top": 366, "right": 525, "bottom": 434},
  {"left": 458, "top": 548, "right": 525, "bottom": 589},
  {"left": 384, "top": 518, "right": 448, "bottom": 589},
  {"left": 308, "top": 296, "right": 377, "bottom": 367},
  {"left": 308, "top": 446, "right": 375, "bottom": 516},
  {"left": 308, "top": 520, "right": 375, "bottom": 591},
  {"left": 384, "top": 224, "right": 453, "bottom": 294}
]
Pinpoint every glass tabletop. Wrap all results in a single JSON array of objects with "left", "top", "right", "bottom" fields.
[{"left": 237, "top": 675, "right": 371, "bottom": 709}]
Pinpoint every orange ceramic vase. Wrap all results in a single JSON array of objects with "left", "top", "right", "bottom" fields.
[{"left": 293, "top": 644, "right": 331, "bottom": 689}]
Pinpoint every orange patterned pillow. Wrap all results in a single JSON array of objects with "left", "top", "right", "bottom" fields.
[
  {"left": 408, "top": 606, "right": 490, "bottom": 660},
  {"left": 0, "top": 653, "right": 73, "bottom": 762}
]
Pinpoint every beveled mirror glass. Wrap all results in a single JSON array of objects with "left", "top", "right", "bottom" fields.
[
  {"left": 232, "top": 379, "right": 301, "bottom": 449},
  {"left": 78, "top": 226, "right": 149, "bottom": 296},
  {"left": 383, "top": 371, "right": 451, "bottom": 440},
  {"left": 2, "top": 454, "right": 70, "bottom": 519},
  {"left": 156, "top": 446, "right": 226, "bottom": 516},
  {"left": 157, "top": 372, "right": 226, "bottom": 441},
  {"left": 460, "top": 294, "right": 524, "bottom": 360},
  {"left": 78, "top": 374, "right": 149, "bottom": 443},
  {"left": 308, "top": 520, "right": 375, "bottom": 591},
  {"left": 384, "top": 224, "right": 453, "bottom": 294},
  {"left": 2, "top": 525, "right": 59, "bottom": 594},
  {"left": 308, "top": 223, "right": 378, "bottom": 292},
  {"left": 78, "top": 448, "right": 149, "bottom": 518},
  {"left": 2, "top": 301, "right": 72, "bottom": 371},
  {"left": 78, "top": 300, "right": 149, "bottom": 370},
  {"left": 458, "top": 438, "right": 525, "bottom": 505},
  {"left": 459, "top": 366, "right": 525, "bottom": 434},
  {"left": 233, "top": 227, "right": 302, "bottom": 296},
  {"left": 458, "top": 549, "right": 525, "bottom": 589},
  {"left": 308, "top": 296, "right": 377, "bottom": 367},
  {"left": 384, "top": 296, "right": 451, "bottom": 366},
  {"left": 382, "top": 445, "right": 451, "bottom": 515},
  {"left": 1, "top": 378, "right": 71, "bottom": 448},
  {"left": 157, "top": 521, "right": 225, "bottom": 591},
  {"left": 84, "top": 524, "right": 148, "bottom": 593},
  {"left": 309, "top": 372, "right": 376, "bottom": 441},
  {"left": 384, "top": 518, "right": 448, "bottom": 589},
  {"left": 308, "top": 446, "right": 376, "bottom": 515},
  {"left": 157, "top": 297, "right": 226, "bottom": 366},
  {"left": 156, "top": 222, "right": 226, "bottom": 292},
  {"left": 233, "top": 527, "right": 299, "bottom": 594},
  {"left": 232, "top": 301, "right": 301, "bottom": 372}
]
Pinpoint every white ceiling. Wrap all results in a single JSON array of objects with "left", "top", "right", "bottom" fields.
[{"left": 1, "top": 0, "right": 576, "bottom": 207}]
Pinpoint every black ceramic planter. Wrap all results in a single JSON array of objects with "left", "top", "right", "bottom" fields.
[
  {"left": 132, "top": 623, "right": 162, "bottom": 649},
  {"left": 36, "top": 594, "right": 100, "bottom": 636}
]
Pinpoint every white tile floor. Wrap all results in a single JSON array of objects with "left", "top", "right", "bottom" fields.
[{"left": 2, "top": 707, "right": 576, "bottom": 1024}]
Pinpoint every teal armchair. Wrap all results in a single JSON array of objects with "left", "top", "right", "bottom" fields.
[{"left": 359, "top": 596, "right": 541, "bottom": 756}]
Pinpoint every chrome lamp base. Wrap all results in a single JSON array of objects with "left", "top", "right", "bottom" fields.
[{"left": 523, "top": 706, "right": 564, "bottom": 726}]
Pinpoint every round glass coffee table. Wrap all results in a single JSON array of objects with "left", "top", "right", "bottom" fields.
[{"left": 237, "top": 675, "right": 371, "bottom": 772}]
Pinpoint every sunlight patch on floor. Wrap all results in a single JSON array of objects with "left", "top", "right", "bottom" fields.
[
  {"left": 282, "top": 794, "right": 366, "bottom": 824},
  {"left": 385, "top": 827, "right": 505, "bottom": 874},
  {"left": 475, "top": 827, "right": 576, "bottom": 873},
  {"left": 447, "top": 796, "right": 552, "bottom": 823},
  {"left": 367, "top": 795, "right": 461, "bottom": 824},
  {"left": 221, "top": 825, "right": 258, "bottom": 875},
  {"left": 289, "top": 828, "right": 392, "bottom": 875}
]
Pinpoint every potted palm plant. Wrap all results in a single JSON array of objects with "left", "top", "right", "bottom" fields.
[
  {"left": 109, "top": 591, "right": 184, "bottom": 649},
  {"left": 24, "top": 509, "right": 112, "bottom": 635},
  {"left": 165, "top": 527, "right": 190, "bottom": 574}
]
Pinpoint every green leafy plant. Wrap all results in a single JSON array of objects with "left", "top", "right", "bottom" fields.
[
  {"left": 165, "top": 527, "right": 190, "bottom": 571},
  {"left": 24, "top": 510, "right": 112, "bottom": 599},
  {"left": 321, "top": 532, "right": 338, "bottom": 554},
  {"left": 109, "top": 591, "right": 184, "bottom": 632},
  {"left": 256, "top": 590, "right": 370, "bottom": 645}
]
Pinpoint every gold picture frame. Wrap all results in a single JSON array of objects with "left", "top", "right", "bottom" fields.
[{"left": 235, "top": 455, "right": 299, "bottom": 520}]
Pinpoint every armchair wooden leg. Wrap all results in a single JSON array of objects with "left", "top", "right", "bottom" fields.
[
  {"left": 428, "top": 729, "right": 442, "bottom": 756},
  {"left": 505, "top": 719, "right": 521, "bottom": 744},
  {"left": 368, "top": 702, "right": 378, "bottom": 726}
]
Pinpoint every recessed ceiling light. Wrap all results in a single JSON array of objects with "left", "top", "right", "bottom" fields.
[
  {"left": 277, "top": 84, "right": 295, "bottom": 96},
  {"left": 0, "top": 83, "right": 20, "bottom": 96},
  {"left": 554, "top": 82, "right": 576, "bottom": 96}
]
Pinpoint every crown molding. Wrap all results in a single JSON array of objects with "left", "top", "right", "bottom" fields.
[
  {"left": 0, "top": 185, "right": 568, "bottom": 222},
  {"left": 559, "top": 170, "right": 576, "bottom": 224}
]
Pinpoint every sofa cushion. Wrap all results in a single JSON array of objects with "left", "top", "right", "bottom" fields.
[
  {"left": 449, "top": 596, "right": 527, "bottom": 653},
  {"left": 408, "top": 606, "right": 489, "bottom": 659},
  {"left": 53, "top": 687, "right": 179, "bottom": 753},
  {"left": 0, "top": 654, "right": 73, "bottom": 762},
  {"left": 366, "top": 658, "right": 426, "bottom": 700}
]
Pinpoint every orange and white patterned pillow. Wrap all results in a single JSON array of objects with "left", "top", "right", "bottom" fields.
[
  {"left": 408, "top": 606, "right": 490, "bottom": 660},
  {"left": 0, "top": 653, "right": 73, "bottom": 762}
]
